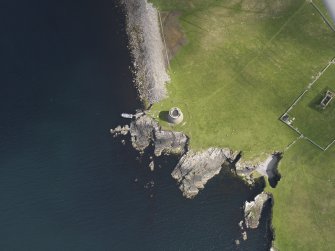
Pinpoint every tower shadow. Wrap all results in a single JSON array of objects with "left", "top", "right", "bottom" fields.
[{"left": 159, "top": 111, "right": 169, "bottom": 122}]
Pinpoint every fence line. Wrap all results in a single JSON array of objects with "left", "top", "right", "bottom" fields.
[
  {"left": 280, "top": 59, "right": 335, "bottom": 151},
  {"left": 311, "top": 1, "right": 335, "bottom": 33}
]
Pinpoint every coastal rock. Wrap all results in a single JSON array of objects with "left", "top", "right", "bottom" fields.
[
  {"left": 149, "top": 160, "right": 155, "bottom": 171},
  {"left": 244, "top": 192, "right": 271, "bottom": 229},
  {"left": 129, "top": 114, "right": 159, "bottom": 152},
  {"left": 242, "top": 231, "right": 247, "bottom": 241},
  {"left": 270, "top": 246, "right": 279, "bottom": 251},
  {"left": 122, "top": 0, "right": 170, "bottom": 104},
  {"left": 154, "top": 130, "right": 188, "bottom": 156},
  {"left": 113, "top": 114, "right": 189, "bottom": 156},
  {"left": 110, "top": 125, "right": 130, "bottom": 137},
  {"left": 171, "top": 148, "right": 236, "bottom": 199}
]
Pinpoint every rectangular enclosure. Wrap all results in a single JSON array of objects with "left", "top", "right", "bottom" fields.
[{"left": 283, "top": 63, "right": 335, "bottom": 149}]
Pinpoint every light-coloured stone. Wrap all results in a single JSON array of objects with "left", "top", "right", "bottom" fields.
[
  {"left": 129, "top": 115, "right": 159, "bottom": 152},
  {"left": 171, "top": 148, "right": 237, "bottom": 198},
  {"left": 244, "top": 192, "right": 271, "bottom": 229},
  {"left": 149, "top": 161, "right": 155, "bottom": 171}
]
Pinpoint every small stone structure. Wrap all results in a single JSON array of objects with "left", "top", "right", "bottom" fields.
[
  {"left": 320, "top": 90, "right": 334, "bottom": 109},
  {"left": 168, "top": 107, "right": 183, "bottom": 124}
]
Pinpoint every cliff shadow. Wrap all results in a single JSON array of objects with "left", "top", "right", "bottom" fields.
[{"left": 159, "top": 111, "right": 169, "bottom": 122}]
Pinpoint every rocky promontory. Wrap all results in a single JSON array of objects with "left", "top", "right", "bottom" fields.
[
  {"left": 122, "top": 0, "right": 170, "bottom": 104},
  {"left": 171, "top": 148, "right": 237, "bottom": 198},
  {"left": 111, "top": 113, "right": 280, "bottom": 199},
  {"left": 244, "top": 192, "right": 272, "bottom": 229},
  {"left": 111, "top": 114, "right": 241, "bottom": 198},
  {"left": 111, "top": 113, "right": 188, "bottom": 156}
]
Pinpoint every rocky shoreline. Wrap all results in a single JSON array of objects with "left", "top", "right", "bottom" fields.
[
  {"left": 118, "top": 1, "right": 278, "bottom": 248},
  {"left": 111, "top": 113, "right": 281, "bottom": 198},
  {"left": 121, "top": 0, "right": 170, "bottom": 105}
]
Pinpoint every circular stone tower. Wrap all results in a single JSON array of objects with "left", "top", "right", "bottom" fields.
[{"left": 167, "top": 107, "right": 183, "bottom": 124}]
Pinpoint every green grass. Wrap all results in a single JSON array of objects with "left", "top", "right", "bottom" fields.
[
  {"left": 266, "top": 140, "right": 335, "bottom": 251},
  {"left": 149, "top": 0, "right": 335, "bottom": 250},
  {"left": 151, "top": 0, "right": 335, "bottom": 159},
  {"left": 287, "top": 64, "right": 335, "bottom": 148}
]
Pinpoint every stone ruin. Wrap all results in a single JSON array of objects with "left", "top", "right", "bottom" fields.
[{"left": 167, "top": 107, "right": 183, "bottom": 124}]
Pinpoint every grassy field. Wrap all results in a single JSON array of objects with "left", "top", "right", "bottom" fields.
[
  {"left": 150, "top": 0, "right": 335, "bottom": 159},
  {"left": 287, "top": 63, "right": 335, "bottom": 148},
  {"left": 149, "top": 0, "right": 335, "bottom": 250},
  {"left": 267, "top": 140, "right": 335, "bottom": 251}
]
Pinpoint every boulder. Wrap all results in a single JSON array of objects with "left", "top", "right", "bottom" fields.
[{"left": 129, "top": 115, "right": 159, "bottom": 152}]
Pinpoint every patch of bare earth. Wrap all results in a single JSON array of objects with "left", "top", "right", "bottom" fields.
[{"left": 161, "top": 11, "right": 187, "bottom": 60}]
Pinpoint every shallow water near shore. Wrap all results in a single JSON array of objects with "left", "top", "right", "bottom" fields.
[{"left": 1, "top": 0, "right": 272, "bottom": 250}]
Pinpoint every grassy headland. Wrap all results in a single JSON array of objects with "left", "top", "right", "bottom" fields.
[{"left": 149, "top": 0, "right": 335, "bottom": 250}]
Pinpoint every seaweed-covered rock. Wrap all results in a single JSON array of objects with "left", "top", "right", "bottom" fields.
[{"left": 112, "top": 114, "right": 188, "bottom": 156}]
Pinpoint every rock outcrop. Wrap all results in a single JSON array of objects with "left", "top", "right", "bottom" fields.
[
  {"left": 171, "top": 148, "right": 237, "bottom": 198},
  {"left": 110, "top": 125, "right": 129, "bottom": 137},
  {"left": 122, "top": 0, "right": 170, "bottom": 104},
  {"left": 244, "top": 192, "right": 271, "bottom": 229},
  {"left": 111, "top": 113, "right": 188, "bottom": 156},
  {"left": 154, "top": 130, "right": 188, "bottom": 156},
  {"left": 129, "top": 114, "right": 159, "bottom": 152}
]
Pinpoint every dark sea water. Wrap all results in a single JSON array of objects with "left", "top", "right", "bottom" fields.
[{"left": 0, "top": 0, "right": 272, "bottom": 250}]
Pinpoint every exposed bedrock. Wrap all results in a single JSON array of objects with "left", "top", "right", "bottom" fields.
[
  {"left": 244, "top": 192, "right": 272, "bottom": 229},
  {"left": 154, "top": 129, "right": 188, "bottom": 157},
  {"left": 111, "top": 114, "right": 281, "bottom": 199},
  {"left": 171, "top": 148, "right": 238, "bottom": 199},
  {"left": 111, "top": 114, "right": 188, "bottom": 156},
  {"left": 122, "top": 0, "right": 170, "bottom": 104},
  {"left": 235, "top": 152, "right": 282, "bottom": 187},
  {"left": 129, "top": 114, "right": 160, "bottom": 152}
]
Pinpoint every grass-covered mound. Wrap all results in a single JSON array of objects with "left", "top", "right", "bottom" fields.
[{"left": 149, "top": 0, "right": 335, "bottom": 250}]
